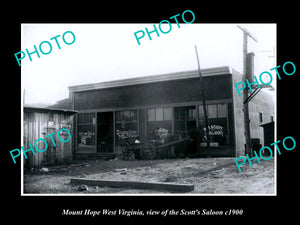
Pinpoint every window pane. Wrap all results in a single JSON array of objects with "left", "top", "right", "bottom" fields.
[
  {"left": 147, "top": 121, "right": 172, "bottom": 139},
  {"left": 85, "top": 113, "right": 93, "bottom": 123},
  {"left": 78, "top": 113, "right": 84, "bottom": 124},
  {"left": 192, "top": 109, "right": 196, "bottom": 120},
  {"left": 86, "top": 113, "right": 90, "bottom": 123},
  {"left": 217, "top": 104, "right": 227, "bottom": 118},
  {"left": 208, "top": 105, "right": 217, "bottom": 118},
  {"left": 200, "top": 118, "right": 228, "bottom": 146},
  {"left": 116, "top": 111, "right": 122, "bottom": 122},
  {"left": 198, "top": 105, "right": 207, "bottom": 120},
  {"left": 188, "top": 109, "right": 196, "bottom": 120},
  {"left": 147, "top": 109, "right": 155, "bottom": 121},
  {"left": 78, "top": 124, "right": 95, "bottom": 132},
  {"left": 115, "top": 122, "right": 138, "bottom": 145},
  {"left": 163, "top": 108, "right": 172, "bottom": 120},
  {"left": 174, "top": 109, "right": 180, "bottom": 121},
  {"left": 78, "top": 124, "right": 95, "bottom": 146},
  {"left": 180, "top": 109, "right": 185, "bottom": 120},
  {"left": 131, "top": 110, "right": 137, "bottom": 121},
  {"left": 78, "top": 113, "right": 95, "bottom": 124},
  {"left": 156, "top": 108, "right": 164, "bottom": 121},
  {"left": 123, "top": 111, "right": 131, "bottom": 121},
  {"left": 188, "top": 110, "right": 192, "bottom": 120}
]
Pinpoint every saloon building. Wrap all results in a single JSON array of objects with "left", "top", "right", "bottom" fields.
[{"left": 50, "top": 66, "right": 274, "bottom": 159}]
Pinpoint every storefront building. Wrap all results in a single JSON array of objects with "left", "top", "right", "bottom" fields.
[{"left": 53, "top": 66, "right": 274, "bottom": 159}]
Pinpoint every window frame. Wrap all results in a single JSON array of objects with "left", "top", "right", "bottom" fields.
[
  {"left": 115, "top": 110, "right": 139, "bottom": 145},
  {"left": 115, "top": 110, "right": 137, "bottom": 123},
  {"left": 199, "top": 103, "right": 228, "bottom": 120},
  {"left": 198, "top": 103, "right": 229, "bottom": 147},
  {"left": 147, "top": 107, "right": 173, "bottom": 121},
  {"left": 77, "top": 112, "right": 96, "bottom": 148}
]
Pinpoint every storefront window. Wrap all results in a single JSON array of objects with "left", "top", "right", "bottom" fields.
[
  {"left": 208, "top": 105, "right": 217, "bottom": 118},
  {"left": 198, "top": 105, "right": 205, "bottom": 119},
  {"left": 147, "top": 107, "right": 172, "bottom": 141},
  {"left": 199, "top": 104, "right": 228, "bottom": 147},
  {"left": 147, "top": 107, "right": 172, "bottom": 121},
  {"left": 116, "top": 110, "right": 137, "bottom": 122},
  {"left": 115, "top": 110, "right": 138, "bottom": 145},
  {"left": 77, "top": 113, "right": 96, "bottom": 151},
  {"left": 217, "top": 104, "right": 227, "bottom": 117},
  {"left": 163, "top": 108, "right": 172, "bottom": 121},
  {"left": 155, "top": 108, "right": 164, "bottom": 121},
  {"left": 147, "top": 109, "right": 155, "bottom": 121}
]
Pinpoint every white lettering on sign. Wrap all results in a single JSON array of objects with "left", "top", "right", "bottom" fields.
[
  {"left": 208, "top": 125, "right": 223, "bottom": 136},
  {"left": 116, "top": 130, "right": 138, "bottom": 139}
]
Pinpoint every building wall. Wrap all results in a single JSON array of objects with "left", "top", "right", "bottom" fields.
[
  {"left": 232, "top": 69, "right": 246, "bottom": 156},
  {"left": 231, "top": 69, "right": 274, "bottom": 156},
  {"left": 23, "top": 109, "right": 75, "bottom": 168},
  {"left": 249, "top": 91, "right": 274, "bottom": 146},
  {"left": 72, "top": 73, "right": 237, "bottom": 157},
  {"left": 73, "top": 75, "right": 232, "bottom": 110},
  {"left": 67, "top": 68, "right": 274, "bottom": 159}
]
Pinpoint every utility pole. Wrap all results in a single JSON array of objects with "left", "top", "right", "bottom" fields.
[
  {"left": 195, "top": 45, "right": 210, "bottom": 148},
  {"left": 237, "top": 25, "right": 258, "bottom": 157}
]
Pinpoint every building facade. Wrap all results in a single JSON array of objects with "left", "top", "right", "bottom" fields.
[{"left": 52, "top": 66, "right": 274, "bottom": 159}]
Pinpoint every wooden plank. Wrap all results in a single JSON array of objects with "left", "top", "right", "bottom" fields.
[
  {"left": 55, "top": 113, "right": 61, "bottom": 163},
  {"left": 57, "top": 113, "right": 62, "bottom": 162},
  {"left": 27, "top": 113, "right": 32, "bottom": 168},
  {"left": 37, "top": 112, "right": 42, "bottom": 167},
  {"left": 41, "top": 112, "right": 47, "bottom": 165},
  {"left": 36, "top": 112, "right": 41, "bottom": 167},
  {"left": 70, "top": 178, "right": 194, "bottom": 193},
  {"left": 32, "top": 112, "right": 36, "bottom": 167},
  {"left": 23, "top": 112, "right": 28, "bottom": 168},
  {"left": 26, "top": 112, "right": 35, "bottom": 168}
]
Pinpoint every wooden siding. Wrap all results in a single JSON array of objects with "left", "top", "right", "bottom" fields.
[{"left": 23, "top": 109, "right": 75, "bottom": 168}]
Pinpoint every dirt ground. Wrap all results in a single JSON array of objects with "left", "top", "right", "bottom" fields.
[{"left": 23, "top": 157, "right": 275, "bottom": 194}]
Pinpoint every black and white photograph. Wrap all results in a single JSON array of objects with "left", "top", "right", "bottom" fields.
[
  {"left": 3, "top": 3, "right": 299, "bottom": 224},
  {"left": 20, "top": 23, "right": 276, "bottom": 195}
]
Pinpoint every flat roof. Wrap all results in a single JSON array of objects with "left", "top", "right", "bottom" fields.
[{"left": 69, "top": 66, "right": 231, "bottom": 93}]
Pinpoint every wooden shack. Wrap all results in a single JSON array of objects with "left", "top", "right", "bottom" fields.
[{"left": 23, "top": 106, "right": 77, "bottom": 168}]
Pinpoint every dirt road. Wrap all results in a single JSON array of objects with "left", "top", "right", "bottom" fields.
[{"left": 24, "top": 157, "right": 275, "bottom": 194}]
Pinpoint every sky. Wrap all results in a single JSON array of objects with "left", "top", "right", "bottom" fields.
[{"left": 21, "top": 23, "right": 276, "bottom": 105}]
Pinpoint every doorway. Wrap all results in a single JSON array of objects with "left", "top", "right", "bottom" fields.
[
  {"left": 97, "top": 112, "right": 114, "bottom": 153},
  {"left": 174, "top": 106, "right": 197, "bottom": 135},
  {"left": 174, "top": 106, "right": 198, "bottom": 155}
]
